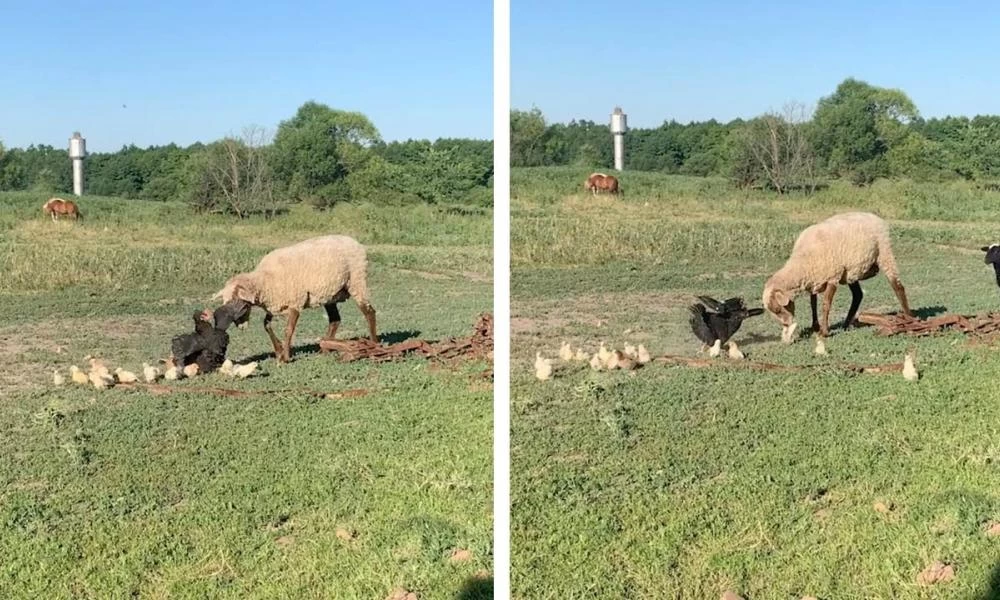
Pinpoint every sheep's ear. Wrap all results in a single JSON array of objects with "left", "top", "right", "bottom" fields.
[
  {"left": 772, "top": 290, "right": 789, "bottom": 307},
  {"left": 982, "top": 246, "right": 991, "bottom": 252},
  {"left": 232, "top": 284, "right": 257, "bottom": 304}
]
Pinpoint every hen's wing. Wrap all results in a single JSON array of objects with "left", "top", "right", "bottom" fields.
[
  {"left": 721, "top": 297, "right": 748, "bottom": 313},
  {"left": 688, "top": 304, "right": 717, "bottom": 345},
  {"left": 695, "top": 296, "right": 724, "bottom": 313},
  {"left": 171, "top": 332, "right": 206, "bottom": 366}
]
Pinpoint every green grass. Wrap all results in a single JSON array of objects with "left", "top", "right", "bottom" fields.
[
  {"left": 511, "top": 168, "right": 1000, "bottom": 599},
  {"left": 0, "top": 192, "right": 493, "bottom": 599}
]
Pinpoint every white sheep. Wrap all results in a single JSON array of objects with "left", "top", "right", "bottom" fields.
[
  {"left": 213, "top": 235, "right": 378, "bottom": 363},
  {"left": 762, "top": 212, "right": 913, "bottom": 342}
]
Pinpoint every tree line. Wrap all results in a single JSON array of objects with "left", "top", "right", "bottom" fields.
[
  {"left": 512, "top": 77, "right": 1000, "bottom": 192},
  {"left": 0, "top": 101, "right": 494, "bottom": 216}
]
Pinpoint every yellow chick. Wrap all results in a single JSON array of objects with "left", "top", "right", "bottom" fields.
[
  {"left": 814, "top": 336, "right": 827, "bottom": 356},
  {"left": 88, "top": 370, "right": 113, "bottom": 389},
  {"left": 219, "top": 359, "right": 234, "bottom": 376},
  {"left": 623, "top": 343, "right": 637, "bottom": 359},
  {"left": 69, "top": 365, "right": 89, "bottom": 385},
  {"left": 597, "top": 342, "right": 612, "bottom": 365},
  {"left": 52, "top": 370, "right": 65, "bottom": 386},
  {"left": 232, "top": 361, "right": 259, "bottom": 379},
  {"left": 903, "top": 353, "right": 918, "bottom": 382},
  {"left": 88, "top": 357, "right": 111, "bottom": 378},
  {"left": 114, "top": 368, "right": 138, "bottom": 384},
  {"left": 616, "top": 351, "right": 638, "bottom": 371},
  {"left": 142, "top": 362, "right": 160, "bottom": 383},
  {"left": 589, "top": 353, "right": 604, "bottom": 371},
  {"left": 182, "top": 363, "right": 200, "bottom": 378},
  {"left": 606, "top": 350, "right": 621, "bottom": 370},
  {"left": 707, "top": 339, "right": 722, "bottom": 358},
  {"left": 636, "top": 344, "right": 651, "bottom": 365},
  {"left": 164, "top": 365, "right": 181, "bottom": 381},
  {"left": 727, "top": 341, "right": 745, "bottom": 360},
  {"left": 534, "top": 352, "right": 553, "bottom": 381},
  {"left": 574, "top": 348, "right": 587, "bottom": 361},
  {"left": 558, "top": 341, "right": 573, "bottom": 362}
]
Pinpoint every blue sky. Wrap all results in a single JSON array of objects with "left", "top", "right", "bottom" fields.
[
  {"left": 0, "top": 0, "right": 491, "bottom": 152},
  {"left": 513, "top": 0, "right": 1000, "bottom": 127}
]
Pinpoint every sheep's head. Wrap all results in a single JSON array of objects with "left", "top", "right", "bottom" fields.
[
  {"left": 213, "top": 274, "right": 258, "bottom": 329},
  {"left": 213, "top": 299, "right": 252, "bottom": 330},
  {"left": 763, "top": 280, "right": 797, "bottom": 343},
  {"left": 982, "top": 244, "right": 1000, "bottom": 265}
]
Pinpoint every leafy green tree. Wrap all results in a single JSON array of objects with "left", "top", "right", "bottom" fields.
[
  {"left": 271, "top": 101, "right": 381, "bottom": 205},
  {"left": 810, "top": 78, "right": 918, "bottom": 182},
  {"left": 510, "top": 108, "right": 550, "bottom": 167}
]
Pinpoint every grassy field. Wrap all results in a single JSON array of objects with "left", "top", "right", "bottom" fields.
[
  {"left": 0, "top": 192, "right": 493, "bottom": 599},
  {"left": 511, "top": 167, "right": 1000, "bottom": 599}
]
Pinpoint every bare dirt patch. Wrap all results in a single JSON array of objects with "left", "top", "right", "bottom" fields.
[
  {"left": 985, "top": 521, "right": 1000, "bottom": 537},
  {"left": 386, "top": 588, "right": 417, "bottom": 600},
  {"left": 916, "top": 560, "right": 955, "bottom": 585},
  {"left": 448, "top": 548, "right": 473, "bottom": 563},
  {"left": 513, "top": 291, "right": 694, "bottom": 337},
  {"left": 460, "top": 270, "right": 490, "bottom": 283},
  {"left": 0, "top": 315, "right": 176, "bottom": 394},
  {"left": 397, "top": 268, "right": 451, "bottom": 281},
  {"left": 873, "top": 501, "right": 894, "bottom": 515}
]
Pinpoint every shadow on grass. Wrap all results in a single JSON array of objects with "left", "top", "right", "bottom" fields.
[
  {"left": 981, "top": 561, "right": 1000, "bottom": 599},
  {"left": 914, "top": 305, "right": 949, "bottom": 318},
  {"left": 238, "top": 330, "right": 422, "bottom": 364},
  {"left": 456, "top": 575, "right": 493, "bottom": 600},
  {"left": 742, "top": 332, "right": 782, "bottom": 345}
]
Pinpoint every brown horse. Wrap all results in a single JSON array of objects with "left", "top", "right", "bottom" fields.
[
  {"left": 584, "top": 172, "right": 621, "bottom": 197},
  {"left": 42, "top": 197, "right": 82, "bottom": 221}
]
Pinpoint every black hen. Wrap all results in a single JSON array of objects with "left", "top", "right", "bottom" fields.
[
  {"left": 688, "top": 295, "right": 764, "bottom": 349},
  {"left": 170, "top": 300, "right": 249, "bottom": 373}
]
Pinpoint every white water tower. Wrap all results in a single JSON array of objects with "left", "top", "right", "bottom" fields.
[
  {"left": 69, "top": 132, "right": 86, "bottom": 196},
  {"left": 610, "top": 107, "right": 627, "bottom": 171}
]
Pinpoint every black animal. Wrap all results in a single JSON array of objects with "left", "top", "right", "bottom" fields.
[
  {"left": 688, "top": 295, "right": 764, "bottom": 355},
  {"left": 170, "top": 300, "right": 250, "bottom": 373},
  {"left": 982, "top": 244, "right": 1000, "bottom": 288}
]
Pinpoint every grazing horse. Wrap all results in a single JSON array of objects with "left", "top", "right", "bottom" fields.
[
  {"left": 584, "top": 172, "right": 621, "bottom": 197},
  {"left": 42, "top": 197, "right": 82, "bottom": 221}
]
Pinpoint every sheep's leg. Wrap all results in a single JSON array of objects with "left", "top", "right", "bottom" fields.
[
  {"left": 263, "top": 312, "right": 284, "bottom": 361},
  {"left": 888, "top": 277, "right": 913, "bottom": 318},
  {"left": 820, "top": 284, "right": 837, "bottom": 337},
  {"left": 843, "top": 282, "right": 864, "bottom": 329},
  {"left": 280, "top": 309, "right": 299, "bottom": 363},
  {"left": 358, "top": 301, "right": 378, "bottom": 342},
  {"left": 323, "top": 302, "right": 341, "bottom": 341},
  {"left": 809, "top": 294, "right": 820, "bottom": 332}
]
